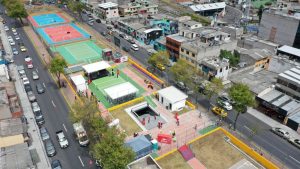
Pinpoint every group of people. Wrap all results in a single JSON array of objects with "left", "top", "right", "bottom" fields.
[{"left": 111, "top": 68, "right": 120, "bottom": 78}]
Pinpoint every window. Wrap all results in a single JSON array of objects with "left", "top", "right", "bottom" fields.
[
  {"left": 186, "top": 51, "right": 189, "bottom": 55},
  {"left": 226, "top": 66, "right": 228, "bottom": 70},
  {"left": 181, "top": 48, "right": 184, "bottom": 52},
  {"left": 288, "top": 83, "right": 298, "bottom": 90},
  {"left": 220, "top": 68, "right": 222, "bottom": 72},
  {"left": 114, "top": 11, "right": 116, "bottom": 13},
  {"left": 192, "top": 53, "right": 195, "bottom": 57}
]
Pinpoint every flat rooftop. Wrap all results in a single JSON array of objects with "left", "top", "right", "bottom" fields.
[
  {"left": 167, "top": 34, "right": 188, "bottom": 43},
  {"left": 98, "top": 2, "right": 118, "bottom": 9},
  {"left": 0, "top": 118, "right": 24, "bottom": 137},
  {"left": 128, "top": 155, "right": 161, "bottom": 169},
  {"left": 278, "top": 66, "right": 300, "bottom": 86},
  {"left": 230, "top": 69, "right": 277, "bottom": 95}
]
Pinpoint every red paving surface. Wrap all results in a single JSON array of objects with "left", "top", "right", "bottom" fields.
[
  {"left": 44, "top": 25, "right": 83, "bottom": 42},
  {"left": 187, "top": 158, "right": 207, "bottom": 169}
]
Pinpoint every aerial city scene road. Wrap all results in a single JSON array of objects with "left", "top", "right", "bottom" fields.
[{"left": 0, "top": 0, "right": 300, "bottom": 169}]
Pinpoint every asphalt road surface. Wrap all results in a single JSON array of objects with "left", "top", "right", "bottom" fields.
[{"left": 1, "top": 6, "right": 96, "bottom": 169}]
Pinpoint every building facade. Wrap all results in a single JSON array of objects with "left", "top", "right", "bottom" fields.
[
  {"left": 201, "top": 58, "right": 230, "bottom": 80},
  {"left": 118, "top": 0, "right": 158, "bottom": 17},
  {"left": 276, "top": 66, "right": 300, "bottom": 100},
  {"left": 94, "top": 2, "right": 119, "bottom": 19},
  {"left": 258, "top": 10, "right": 300, "bottom": 49}
]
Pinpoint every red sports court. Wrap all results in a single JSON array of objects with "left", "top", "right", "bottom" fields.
[{"left": 44, "top": 24, "right": 85, "bottom": 43}]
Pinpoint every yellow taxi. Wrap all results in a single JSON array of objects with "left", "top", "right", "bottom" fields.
[
  {"left": 20, "top": 45, "right": 27, "bottom": 52},
  {"left": 212, "top": 106, "right": 228, "bottom": 118},
  {"left": 156, "top": 63, "right": 165, "bottom": 71}
]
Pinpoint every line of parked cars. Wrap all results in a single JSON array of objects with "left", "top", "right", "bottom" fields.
[{"left": 271, "top": 127, "right": 300, "bottom": 149}]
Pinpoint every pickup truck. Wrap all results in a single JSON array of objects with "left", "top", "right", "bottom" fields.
[{"left": 56, "top": 130, "right": 69, "bottom": 148}]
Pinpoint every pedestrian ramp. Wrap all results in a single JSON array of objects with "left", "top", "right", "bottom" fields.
[
  {"left": 178, "top": 145, "right": 194, "bottom": 161},
  {"left": 187, "top": 158, "right": 207, "bottom": 169},
  {"left": 145, "top": 96, "right": 157, "bottom": 108}
]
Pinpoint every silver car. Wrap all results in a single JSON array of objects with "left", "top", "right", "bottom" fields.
[
  {"left": 40, "top": 127, "right": 50, "bottom": 141},
  {"left": 12, "top": 48, "right": 19, "bottom": 55},
  {"left": 27, "top": 91, "right": 36, "bottom": 102},
  {"left": 32, "top": 70, "right": 39, "bottom": 80},
  {"left": 45, "top": 139, "right": 56, "bottom": 157}
]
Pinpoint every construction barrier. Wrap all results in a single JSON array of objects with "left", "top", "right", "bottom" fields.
[
  {"left": 220, "top": 128, "right": 279, "bottom": 169},
  {"left": 107, "top": 96, "right": 144, "bottom": 112},
  {"left": 128, "top": 58, "right": 164, "bottom": 85},
  {"left": 186, "top": 100, "right": 196, "bottom": 110}
]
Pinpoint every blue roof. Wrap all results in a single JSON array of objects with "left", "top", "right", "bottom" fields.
[{"left": 125, "top": 135, "right": 151, "bottom": 153}]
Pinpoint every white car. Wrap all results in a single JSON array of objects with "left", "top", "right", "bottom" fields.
[
  {"left": 123, "top": 35, "right": 129, "bottom": 41},
  {"left": 15, "top": 35, "right": 20, "bottom": 40},
  {"left": 7, "top": 36, "right": 13, "bottom": 41},
  {"left": 9, "top": 40, "right": 15, "bottom": 46},
  {"left": 31, "top": 102, "right": 41, "bottom": 113},
  {"left": 4, "top": 25, "right": 9, "bottom": 31},
  {"left": 12, "top": 48, "right": 19, "bottom": 55},
  {"left": 32, "top": 70, "right": 39, "bottom": 80},
  {"left": 219, "top": 101, "right": 233, "bottom": 111},
  {"left": 56, "top": 130, "right": 69, "bottom": 148},
  {"left": 11, "top": 27, "right": 16, "bottom": 32},
  {"left": 25, "top": 56, "right": 32, "bottom": 62},
  {"left": 271, "top": 127, "right": 290, "bottom": 139},
  {"left": 288, "top": 138, "right": 300, "bottom": 149},
  {"left": 23, "top": 77, "right": 30, "bottom": 85},
  {"left": 131, "top": 44, "right": 139, "bottom": 51},
  {"left": 27, "top": 63, "right": 33, "bottom": 69}
]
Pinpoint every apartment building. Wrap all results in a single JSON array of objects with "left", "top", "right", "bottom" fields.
[
  {"left": 94, "top": 2, "right": 119, "bottom": 19},
  {"left": 276, "top": 66, "right": 300, "bottom": 100},
  {"left": 179, "top": 28, "right": 236, "bottom": 69},
  {"left": 119, "top": 0, "right": 158, "bottom": 17},
  {"left": 201, "top": 57, "right": 230, "bottom": 80}
]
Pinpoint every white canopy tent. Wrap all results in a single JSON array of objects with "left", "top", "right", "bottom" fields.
[
  {"left": 105, "top": 82, "right": 138, "bottom": 100},
  {"left": 70, "top": 75, "right": 87, "bottom": 92},
  {"left": 82, "top": 61, "right": 111, "bottom": 74}
]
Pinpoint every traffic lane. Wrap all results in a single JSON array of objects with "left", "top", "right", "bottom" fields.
[
  {"left": 12, "top": 31, "right": 86, "bottom": 169},
  {"left": 232, "top": 114, "right": 300, "bottom": 169},
  {"left": 13, "top": 24, "right": 93, "bottom": 168}
]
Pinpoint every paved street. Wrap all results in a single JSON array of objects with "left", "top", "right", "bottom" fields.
[{"left": 0, "top": 6, "right": 95, "bottom": 169}]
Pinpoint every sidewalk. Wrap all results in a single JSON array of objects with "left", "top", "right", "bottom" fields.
[
  {"left": 0, "top": 24, "right": 51, "bottom": 168},
  {"left": 247, "top": 107, "right": 300, "bottom": 139}
]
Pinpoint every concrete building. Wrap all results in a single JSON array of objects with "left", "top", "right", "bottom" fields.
[
  {"left": 166, "top": 34, "right": 188, "bottom": 61},
  {"left": 221, "top": 26, "right": 243, "bottom": 40},
  {"left": 154, "top": 37, "right": 166, "bottom": 51},
  {"left": 94, "top": 2, "right": 119, "bottom": 19},
  {"left": 181, "top": 20, "right": 202, "bottom": 30},
  {"left": 238, "top": 36, "right": 279, "bottom": 52},
  {"left": 118, "top": 0, "right": 158, "bottom": 17},
  {"left": 190, "top": 2, "right": 226, "bottom": 16},
  {"left": 179, "top": 28, "right": 236, "bottom": 69},
  {"left": 201, "top": 57, "right": 230, "bottom": 81},
  {"left": 276, "top": 66, "right": 300, "bottom": 100},
  {"left": 286, "top": 111, "right": 300, "bottom": 133},
  {"left": 157, "top": 86, "right": 188, "bottom": 111},
  {"left": 136, "top": 28, "right": 163, "bottom": 45},
  {"left": 239, "top": 48, "right": 272, "bottom": 72},
  {"left": 258, "top": 9, "right": 300, "bottom": 49},
  {"left": 0, "top": 143, "right": 35, "bottom": 169}
]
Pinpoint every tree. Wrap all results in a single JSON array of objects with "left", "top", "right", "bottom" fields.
[
  {"left": 91, "top": 129, "right": 135, "bottom": 169},
  {"left": 170, "top": 58, "right": 196, "bottom": 87},
  {"left": 49, "top": 57, "right": 67, "bottom": 88},
  {"left": 69, "top": 96, "right": 98, "bottom": 124},
  {"left": 219, "top": 49, "right": 240, "bottom": 67},
  {"left": 68, "top": 0, "right": 85, "bottom": 21},
  {"left": 5, "top": 0, "right": 28, "bottom": 24},
  {"left": 258, "top": 5, "right": 264, "bottom": 22},
  {"left": 229, "top": 83, "right": 256, "bottom": 130},
  {"left": 204, "top": 77, "right": 224, "bottom": 102},
  {"left": 148, "top": 51, "right": 170, "bottom": 67}
]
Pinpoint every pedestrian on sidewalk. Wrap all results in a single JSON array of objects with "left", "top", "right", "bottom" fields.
[{"left": 117, "top": 69, "right": 120, "bottom": 78}]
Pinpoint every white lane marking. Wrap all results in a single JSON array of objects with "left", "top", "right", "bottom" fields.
[
  {"left": 51, "top": 100, "right": 56, "bottom": 107},
  {"left": 36, "top": 68, "right": 38, "bottom": 73},
  {"left": 289, "top": 156, "right": 300, "bottom": 164},
  {"left": 43, "top": 82, "right": 46, "bottom": 88},
  {"left": 63, "top": 123, "right": 68, "bottom": 132},
  {"left": 78, "top": 156, "right": 84, "bottom": 167},
  {"left": 244, "top": 125, "right": 252, "bottom": 132}
]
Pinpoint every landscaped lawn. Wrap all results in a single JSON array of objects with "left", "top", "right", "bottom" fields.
[
  {"left": 156, "top": 151, "right": 191, "bottom": 169},
  {"left": 190, "top": 130, "right": 244, "bottom": 169}
]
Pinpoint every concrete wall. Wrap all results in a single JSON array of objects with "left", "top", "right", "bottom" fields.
[{"left": 258, "top": 12, "right": 299, "bottom": 46}]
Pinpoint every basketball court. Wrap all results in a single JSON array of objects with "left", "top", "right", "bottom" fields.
[
  {"left": 29, "top": 13, "right": 68, "bottom": 27},
  {"left": 52, "top": 41, "right": 102, "bottom": 65},
  {"left": 37, "top": 23, "right": 90, "bottom": 45},
  {"left": 89, "top": 72, "right": 145, "bottom": 108}
]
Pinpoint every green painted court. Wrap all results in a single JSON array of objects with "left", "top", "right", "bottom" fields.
[
  {"left": 51, "top": 40, "right": 102, "bottom": 65},
  {"left": 89, "top": 71, "right": 145, "bottom": 108}
]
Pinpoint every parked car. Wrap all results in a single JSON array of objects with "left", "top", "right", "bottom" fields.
[
  {"left": 24, "top": 84, "right": 32, "bottom": 92},
  {"left": 17, "top": 65, "right": 25, "bottom": 76},
  {"left": 218, "top": 95, "right": 235, "bottom": 105},
  {"left": 95, "top": 19, "right": 101, "bottom": 23},
  {"left": 271, "top": 127, "right": 290, "bottom": 139},
  {"left": 288, "top": 138, "right": 300, "bottom": 149},
  {"left": 35, "top": 110, "right": 45, "bottom": 126},
  {"left": 217, "top": 101, "right": 232, "bottom": 111},
  {"left": 88, "top": 20, "right": 94, "bottom": 26},
  {"left": 122, "top": 46, "right": 129, "bottom": 52},
  {"left": 123, "top": 35, "right": 129, "bottom": 40},
  {"left": 212, "top": 106, "right": 228, "bottom": 118},
  {"left": 51, "top": 160, "right": 62, "bottom": 169},
  {"left": 36, "top": 83, "right": 45, "bottom": 94},
  {"left": 25, "top": 55, "right": 32, "bottom": 62},
  {"left": 40, "top": 127, "right": 50, "bottom": 141},
  {"left": 100, "top": 31, "right": 107, "bottom": 36},
  {"left": 22, "top": 77, "right": 30, "bottom": 86},
  {"left": 9, "top": 40, "right": 15, "bottom": 46},
  {"left": 146, "top": 66, "right": 155, "bottom": 73},
  {"left": 32, "top": 70, "right": 39, "bottom": 80},
  {"left": 45, "top": 139, "right": 56, "bottom": 157},
  {"left": 11, "top": 27, "right": 16, "bottom": 33},
  {"left": 12, "top": 48, "right": 19, "bottom": 55},
  {"left": 119, "top": 33, "right": 125, "bottom": 38},
  {"left": 7, "top": 36, "right": 13, "bottom": 41},
  {"left": 56, "top": 130, "right": 69, "bottom": 148},
  {"left": 127, "top": 38, "right": 135, "bottom": 44},
  {"left": 175, "top": 81, "right": 186, "bottom": 91},
  {"left": 27, "top": 91, "right": 36, "bottom": 102},
  {"left": 131, "top": 44, "right": 139, "bottom": 51},
  {"left": 31, "top": 102, "right": 41, "bottom": 113},
  {"left": 4, "top": 25, "right": 9, "bottom": 31}
]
